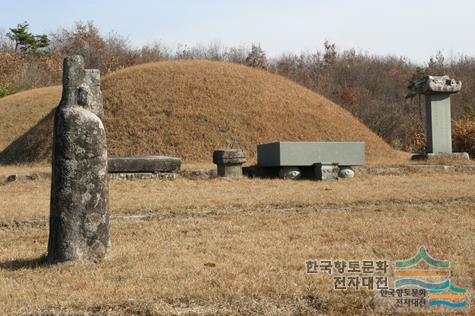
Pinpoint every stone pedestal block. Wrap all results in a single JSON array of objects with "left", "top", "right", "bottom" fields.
[
  {"left": 314, "top": 163, "right": 339, "bottom": 181},
  {"left": 213, "top": 149, "right": 246, "bottom": 177},
  {"left": 217, "top": 164, "right": 243, "bottom": 177}
]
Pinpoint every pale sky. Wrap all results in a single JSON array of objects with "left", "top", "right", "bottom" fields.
[{"left": 1, "top": 0, "right": 474, "bottom": 63}]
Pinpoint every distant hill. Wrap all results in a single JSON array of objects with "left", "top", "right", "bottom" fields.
[{"left": 0, "top": 60, "right": 407, "bottom": 164}]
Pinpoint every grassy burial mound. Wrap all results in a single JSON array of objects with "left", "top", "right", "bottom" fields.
[
  {"left": 0, "top": 60, "right": 406, "bottom": 164},
  {"left": 0, "top": 86, "right": 60, "bottom": 150}
]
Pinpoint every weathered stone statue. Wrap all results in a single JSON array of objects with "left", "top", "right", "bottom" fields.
[{"left": 47, "top": 55, "right": 111, "bottom": 264}]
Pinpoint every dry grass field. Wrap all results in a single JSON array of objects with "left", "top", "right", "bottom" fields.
[
  {"left": 0, "top": 168, "right": 474, "bottom": 315},
  {"left": 0, "top": 59, "right": 473, "bottom": 315},
  {"left": 0, "top": 60, "right": 407, "bottom": 165}
]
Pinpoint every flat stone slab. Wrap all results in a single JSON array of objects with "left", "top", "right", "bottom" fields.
[
  {"left": 181, "top": 168, "right": 218, "bottom": 179},
  {"left": 411, "top": 152, "right": 470, "bottom": 161},
  {"left": 108, "top": 156, "right": 181, "bottom": 173},
  {"left": 257, "top": 142, "right": 365, "bottom": 167},
  {"left": 109, "top": 172, "right": 177, "bottom": 181},
  {"left": 415, "top": 75, "right": 462, "bottom": 94},
  {"left": 4, "top": 172, "right": 50, "bottom": 182},
  {"left": 356, "top": 164, "right": 475, "bottom": 175}
]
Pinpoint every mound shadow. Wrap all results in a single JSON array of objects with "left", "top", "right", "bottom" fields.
[{"left": 0, "top": 110, "right": 54, "bottom": 164}]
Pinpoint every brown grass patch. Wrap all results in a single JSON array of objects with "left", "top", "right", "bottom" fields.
[
  {"left": 0, "top": 60, "right": 407, "bottom": 165},
  {"left": 1, "top": 172, "right": 474, "bottom": 225},
  {"left": 0, "top": 172, "right": 474, "bottom": 314}
]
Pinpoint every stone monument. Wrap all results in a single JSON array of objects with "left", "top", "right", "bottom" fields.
[
  {"left": 413, "top": 75, "right": 469, "bottom": 159},
  {"left": 47, "top": 55, "right": 111, "bottom": 264}
]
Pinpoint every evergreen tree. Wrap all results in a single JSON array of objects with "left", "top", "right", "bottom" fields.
[
  {"left": 245, "top": 44, "right": 268, "bottom": 70},
  {"left": 405, "top": 67, "right": 427, "bottom": 99},
  {"left": 7, "top": 21, "right": 49, "bottom": 53}
]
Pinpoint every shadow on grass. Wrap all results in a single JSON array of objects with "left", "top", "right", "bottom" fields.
[{"left": 0, "top": 254, "right": 47, "bottom": 271}]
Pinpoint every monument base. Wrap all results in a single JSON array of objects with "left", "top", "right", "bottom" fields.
[{"left": 411, "top": 152, "right": 470, "bottom": 161}]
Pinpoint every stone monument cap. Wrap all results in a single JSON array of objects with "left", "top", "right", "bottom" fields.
[
  {"left": 415, "top": 75, "right": 462, "bottom": 95},
  {"left": 213, "top": 149, "right": 246, "bottom": 164}
]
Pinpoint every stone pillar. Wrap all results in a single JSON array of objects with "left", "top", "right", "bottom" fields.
[
  {"left": 83, "top": 69, "right": 104, "bottom": 118},
  {"left": 47, "top": 55, "right": 111, "bottom": 264},
  {"left": 213, "top": 149, "right": 246, "bottom": 177},
  {"left": 415, "top": 76, "right": 462, "bottom": 155}
]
